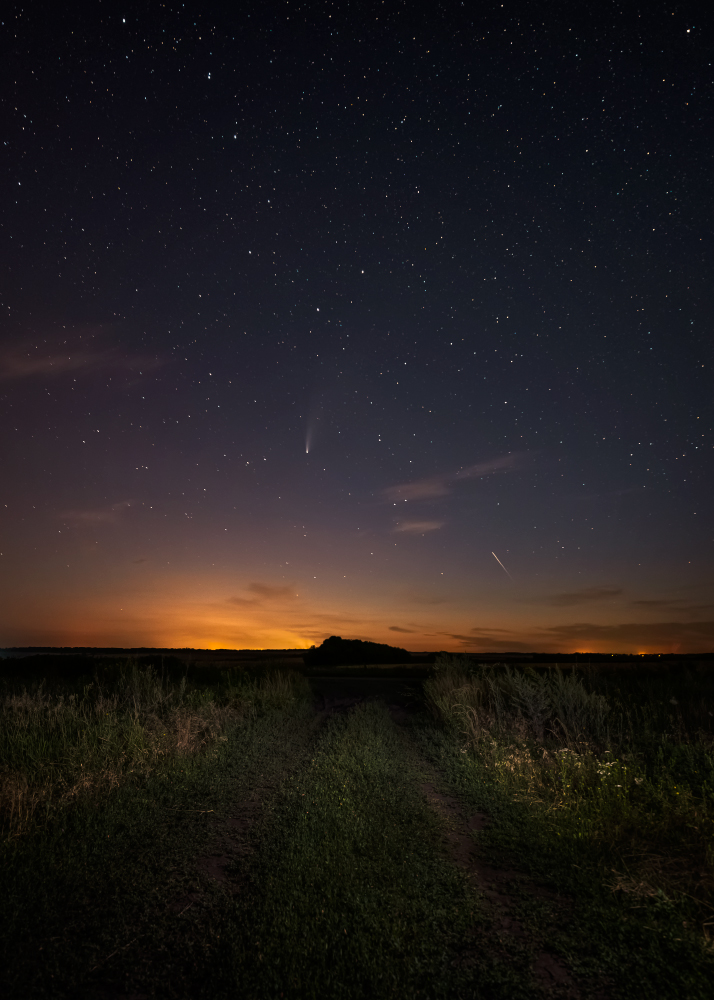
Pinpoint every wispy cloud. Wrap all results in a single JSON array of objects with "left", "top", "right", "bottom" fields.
[
  {"left": 389, "top": 626, "right": 415, "bottom": 633},
  {"left": 454, "top": 455, "right": 523, "bottom": 481},
  {"left": 630, "top": 599, "right": 714, "bottom": 615},
  {"left": 469, "top": 627, "right": 515, "bottom": 636},
  {"left": 0, "top": 335, "right": 162, "bottom": 382},
  {"left": 384, "top": 453, "right": 524, "bottom": 503},
  {"left": 544, "top": 587, "right": 623, "bottom": 607},
  {"left": 385, "top": 476, "right": 450, "bottom": 502},
  {"left": 394, "top": 520, "right": 444, "bottom": 534},
  {"left": 440, "top": 630, "right": 534, "bottom": 652},
  {"left": 540, "top": 620, "right": 714, "bottom": 651},
  {"left": 61, "top": 500, "right": 133, "bottom": 524},
  {"left": 228, "top": 582, "right": 296, "bottom": 607},
  {"left": 444, "top": 620, "right": 714, "bottom": 654}
]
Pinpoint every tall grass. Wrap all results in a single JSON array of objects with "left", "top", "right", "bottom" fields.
[
  {"left": 0, "top": 661, "right": 307, "bottom": 840},
  {"left": 424, "top": 655, "right": 609, "bottom": 742},
  {"left": 424, "top": 656, "right": 714, "bottom": 929}
]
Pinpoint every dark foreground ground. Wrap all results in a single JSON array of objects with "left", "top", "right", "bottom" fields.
[
  {"left": 308, "top": 674, "right": 423, "bottom": 711},
  {"left": 1, "top": 660, "right": 713, "bottom": 999}
]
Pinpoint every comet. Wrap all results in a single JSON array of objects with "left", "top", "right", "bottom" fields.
[
  {"left": 305, "top": 414, "right": 319, "bottom": 454},
  {"left": 492, "top": 551, "right": 513, "bottom": 580}
]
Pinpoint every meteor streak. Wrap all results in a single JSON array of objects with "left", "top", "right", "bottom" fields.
[{"left": 492, "top": 551, "right": 513, "bottom": 580}]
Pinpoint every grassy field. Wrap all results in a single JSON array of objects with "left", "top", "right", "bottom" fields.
[
  {"left": 419, "top": 658, "right": 714, "bottom": 997},
  {"left": 1, "top": 654, "right": 712, "bottom": 998}
]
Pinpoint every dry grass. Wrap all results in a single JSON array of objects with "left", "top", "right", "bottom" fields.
[
  {"left": 424, "top": 656, "right": 609, "bottom": 743},
  {"left": 0, "top": 664, "right": 306, "bottom": 839},
  {"left": 426, "top": 657, "right": 714, "bottom": 929}
]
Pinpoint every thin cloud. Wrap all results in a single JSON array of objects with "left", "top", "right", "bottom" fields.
[
  {"left": 385, "top": 477, "right": 450, "bottom": 502},
  {"left": 630, "top": 599, "right": 714, "bottom": 615},
  {"left": 394, "top": 520, "right": 444, "bottom": 534},
  {"left": 228, "top": 582, "right": 296, "bottom": 607},
  {"left": 545, "top": 587, "right": 623, "bottom": 607},
  {"left": 389, "top": 626, "right": 415, "bottom": 633},
  {"left": 441, "top": 632, "right": 534, "bottom": 652},
  {"left": 540, "top": 620, "right": 714, "bottom": 651},
  {"left": 247, "top": 583, "right": 295, "bottom": 600},
  {"left": 298, "top": 611, "right": 374, "bottom": 631},
  {"left": 384, "top": 453, "right": 524, "bottom": 503},
  {"left": 61, "top": 500, "right": 133, "bottom": 524},
  {"left": 469, "top": 626, "right": 518, "bottom": 635},
  {"left": 454, "top": 455, "right": 522, "bottom": 480},
  {"left": 0, "top": 335, "right": 162, "bottom": 382},
  {"left": 452, "top": 619, "right": 714, "bottom": 653}
]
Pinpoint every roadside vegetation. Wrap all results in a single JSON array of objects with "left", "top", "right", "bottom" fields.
[
  {"left": 1, "top": 652, "right": 713, "bottom": 998},
  {"left": 0, "top": 656, "right": 306, "bottom": 841},
  {"left": 420, "top": 655, "right": 714, "bottom": 997},
  {"left": 0, "top": 656, "right": 313, "bottom": 998}
]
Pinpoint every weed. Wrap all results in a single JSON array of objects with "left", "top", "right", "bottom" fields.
[
  {"left": 417, "top": 660, "right": 714, "bottom": 997},
  {"left": 425, "top": 655, "right": 609, "bottom": 743},
  {"left": 0, "top": 661, "right": 308, "bottom": 839}
]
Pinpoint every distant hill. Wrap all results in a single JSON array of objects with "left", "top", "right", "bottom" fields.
[{"left": 302, "top": 635, "right": 411, "bottom": 667}]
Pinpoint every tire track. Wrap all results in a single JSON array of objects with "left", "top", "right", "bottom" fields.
[{"left": 392, "top": 710, "right": 591, "bottom": 999}]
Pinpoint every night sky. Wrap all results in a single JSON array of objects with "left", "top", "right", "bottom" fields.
[{"left": 1, "top": 2, "right": 712, "bottom": 653}]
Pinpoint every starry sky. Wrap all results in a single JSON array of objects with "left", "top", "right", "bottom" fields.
[{"left": 1, "top": 2, "right": 713, "bottom": 653}]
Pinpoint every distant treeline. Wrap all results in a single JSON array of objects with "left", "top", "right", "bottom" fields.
[
  {"left": 1, "top": 647, "right": 305, "bottom": 656},
  {"left": 302, "top": 636, "right": 412, "bottom": 667},
  {"left": 2, "top": 645, "right": 712, "bottom": 673}
]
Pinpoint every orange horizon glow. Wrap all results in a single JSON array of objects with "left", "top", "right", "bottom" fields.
[{"left": 2, "top": 569, "right": 713, "bottom": 655}]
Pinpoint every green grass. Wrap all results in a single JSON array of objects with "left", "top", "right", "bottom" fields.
[
  {"left": 418, "top": 657, "right": 714, "bottom": 998},
  {"left": 2, "top": 689, "right": 532, "bottom": 999},
  {"left": 0, "top": 660, "right": 314, "bottom": 998},
  {"left": 3, "top": 656, "right": 714, "bottom": 998},
  {"left": 0, "top": 657, "right": 307, "bottom": 839},
  {"left": 137, "top": 700, "right": 537, "bottom": 999},
  {"left": 200, "top": 703, "right": 477, "bottom": 998}
]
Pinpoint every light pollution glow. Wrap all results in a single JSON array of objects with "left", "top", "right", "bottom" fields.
[{"left": 2, "top": 561, "right": 713, "bottom": 654}]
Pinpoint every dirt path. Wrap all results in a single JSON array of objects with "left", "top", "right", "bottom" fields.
[
  {"left": 419, "top": 778, "right": 579, "bottom": 996},
  {"left": 181, "top": 707, "right": 329, "bottom": 907},
  {"left": 308, "top": 674, "right": 423, "bottom": 712},
  {"left": 185, "top": 690, "right": 408, "bottom": 900},
  {"left": 166, "top": 696, "right": 610, "bottom": 999},
  {"left": 91, "top": 695, "right": 607, "bottom": 1000},
  {"left": 389, "top": 707, "right": 601, "bottom": 1000},
  {"left": 88, "top": 705, "right": 328, "bottom": 1000}
]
